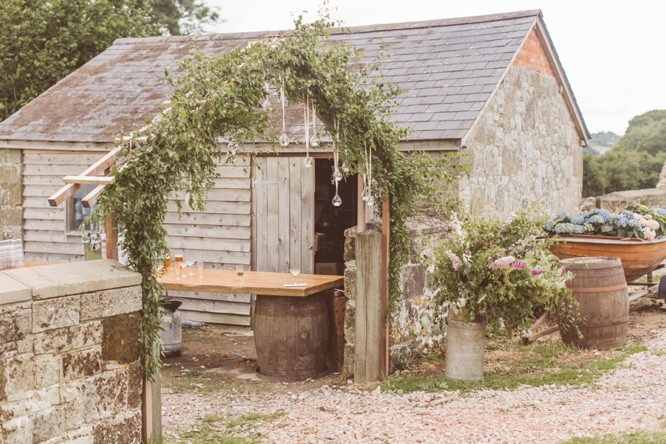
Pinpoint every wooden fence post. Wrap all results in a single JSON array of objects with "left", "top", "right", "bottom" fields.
[
  {"left": 142, "top": 375, "right": 162, "bottom": 443},
  {"left": 355, "top": 229, "right": 382, "bottom": 383}
]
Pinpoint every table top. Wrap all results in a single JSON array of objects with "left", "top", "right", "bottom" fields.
[{"left": 159, "top": 268, "right": 344, "bottom": 297}]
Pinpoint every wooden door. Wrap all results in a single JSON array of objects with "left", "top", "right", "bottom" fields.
[{"left": 252, "top": 156, "right": 315, "bottom": 273}]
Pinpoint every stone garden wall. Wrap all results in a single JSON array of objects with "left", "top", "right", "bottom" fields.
[
  {"left": 343, "top": 216, "right": 449, "bottom": 376},
  {"left": 0, "top": 148, "right": 22, "bottom": 241},
  {"left": 0, "top": 260, "right": 143, "bottom": 444}
]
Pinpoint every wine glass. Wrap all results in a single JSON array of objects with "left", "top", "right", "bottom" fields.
[
  {"left": 289, "top": 268, "right": 301, "bottom": 284},
  {"left": 184, "top": 260, "right": 195, "bottom": 276}
]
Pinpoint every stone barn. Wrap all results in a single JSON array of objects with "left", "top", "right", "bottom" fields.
[{"left": 0, "top": 10, "right": 588, "bottom": 328}]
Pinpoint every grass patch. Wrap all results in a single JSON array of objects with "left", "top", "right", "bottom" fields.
[
  {"left": 170, "top": 411, "right": 286, "bottom": 444},
  {"left": 562, "top": 430, "right": 666, "bottom": 443},
  {"left": 164, "top": 369, "right": 248, "bottom": 395},
  {"left": 225, "top": 412, "right": 286, "bottom": 430},
  {"left": 382, "top": 343, "right": 647, "bottom": 394}
]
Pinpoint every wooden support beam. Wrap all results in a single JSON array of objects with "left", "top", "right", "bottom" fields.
[
  {"left": 81, "top": 185, "right": 105, "bottom": 208},
  {"left": 355, "top": 229, "right": 382, "bottom": 383},
  {"left": 105, "top": 211, "right": 119, "bottom": 261},
  {"left": 47, "top": 147, "right": 119, "bottom": 207},
  {"left": 63, "top": 175, "right": 115, "bottom": 185},
  {"left": 141, "top": 376, "right": 162, "bottom": 443},
  {"left": 48, "top": 183, "right": 80, "bottom": 207},
  {"left": 380, "top": 196, "right": 390, "bottom": 376}
]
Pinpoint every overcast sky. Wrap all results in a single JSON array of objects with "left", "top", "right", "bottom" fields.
[{"left": 205, "top": 0, "right": 665, "bottom": 135}]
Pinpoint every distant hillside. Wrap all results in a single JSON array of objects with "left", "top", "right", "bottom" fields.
[{"left": 587, "top": 131, "right": 620, "bottom": 155}]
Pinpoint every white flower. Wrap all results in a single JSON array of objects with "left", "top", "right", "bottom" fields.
[
  {"left": 489, "top": 255, "right": 516, "bottom": 270},
  {"left": 446, "top": 250, "right": 463, "bottom": 271}
]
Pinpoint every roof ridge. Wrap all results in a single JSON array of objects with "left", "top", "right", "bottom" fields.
[{"left": 113, "top": 9, "right": 542, "bottom": 45}]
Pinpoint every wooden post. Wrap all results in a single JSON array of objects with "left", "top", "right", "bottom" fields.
[
  {"left": 141, "top": 375, "right": 162, "bottom": 443},
  {"left": 355, "top": 229, "right": 382, "bottom": 383},
  {"left": 380, "top": 196, "right": 390, "bottom": 376},
  {"left": 105, "top": 211, "right": 119, "bottom": 260}
]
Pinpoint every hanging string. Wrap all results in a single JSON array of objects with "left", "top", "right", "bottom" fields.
[
  {"left": 279, "top": 79, "right": 289, "bottom": 147},
  {"left": 332, "top": 120, "right": 342, "bottom": 182},
  {"left": 310, "top": 100, "right": 320, "bottom": 147},
  {"left": 303, "top": 96, "right": 312, "bottom": 168}
]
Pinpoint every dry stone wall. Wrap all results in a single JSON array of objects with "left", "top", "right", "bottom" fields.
[
  {"left": 0, "top": 149, "right": 22, "bottom": 241},
  {"left": 0, "top": 260, "right": 143, "bottom": 444},
  {"left": 343, "top": 217, "right": 449, "bottom": 376}
]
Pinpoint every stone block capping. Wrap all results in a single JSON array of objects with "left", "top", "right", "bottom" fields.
[{"left": 0, "top": 260, "right": 143, "bottom": 444}]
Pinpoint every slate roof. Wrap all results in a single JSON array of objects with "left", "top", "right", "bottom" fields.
[{"left": 0, "top": 10, "right": 586, "bottom": 145}]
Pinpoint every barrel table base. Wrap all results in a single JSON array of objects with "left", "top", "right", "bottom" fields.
[{"left": 254, "top": 292, "right": 330, "bottom": 382}]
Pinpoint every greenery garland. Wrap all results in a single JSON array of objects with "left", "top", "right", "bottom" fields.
[{"left": 95, "top": 10, "right": 461, "bottom": 379}]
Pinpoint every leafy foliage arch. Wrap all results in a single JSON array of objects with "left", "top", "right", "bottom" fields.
[{"left": 96, "top": 13, "right": 451, "bottom": 378}]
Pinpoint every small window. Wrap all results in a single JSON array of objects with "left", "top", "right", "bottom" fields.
[{"left": 66, "top": 185, "right": 99, "bottom": 233}]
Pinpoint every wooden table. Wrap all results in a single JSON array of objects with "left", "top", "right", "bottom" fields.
[{"left": 159, "top": 269, "right": 344, "bottom": 381}]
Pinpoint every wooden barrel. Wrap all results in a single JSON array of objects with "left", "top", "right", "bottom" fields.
[
  {"left": 254, "top": 292, "right": 330, "bottom": 381},
  {"left": 559, "top": 257, "right": 629, "bottom": 349}
]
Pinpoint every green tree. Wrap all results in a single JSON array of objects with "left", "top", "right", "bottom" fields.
[
  {"left": 0, "top": 0, "right": 218, "bottom": 120},
  {"left": 149, "top": 0, "right": 220, "bottom": 35},
  {"left": 614, "top": 109, "right": 666, "bottom": 155},
  {"left": 582, "top": 150, "right": 666, "bottom": 197}
]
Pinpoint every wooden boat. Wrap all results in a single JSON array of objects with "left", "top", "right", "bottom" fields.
[{"left": 551, "top": 235, "right": 666, "bottom": 283}]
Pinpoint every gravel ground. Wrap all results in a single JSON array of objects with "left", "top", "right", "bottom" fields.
[{"left": 163, "top": 330, "right": 666, "bottom": 443}]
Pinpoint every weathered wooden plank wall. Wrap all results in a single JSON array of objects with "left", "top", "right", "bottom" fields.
[
  {"left": 252, "top": 156, "right": 315, "bottom": 274},
  {"left": 22, "top": 150, "right": 255, "bottom": 326},
  {"left": 165, "top": 157, "right": 253, "bottom": 325},
  {"left": 22, "top": 151, "right": 103, "bottom": 263}
]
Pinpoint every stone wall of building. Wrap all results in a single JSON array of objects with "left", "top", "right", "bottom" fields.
[
  {"left": 343, "top": 217, "right": 450, "bottom": 376},
  {"left": 0, "top": 149, "right": 22, "bottom": 240},
  {"left": 0, "top": 260, "right": 143, "bottom": 444},
  {"left": 459, "top": 64, "right": 584, "bottom": 219}
]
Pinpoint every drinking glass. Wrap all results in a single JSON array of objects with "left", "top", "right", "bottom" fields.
[
  {"left": 236, "top": 264, "right": 244, "bottom": 282},
  {"left": 289, "top": 268, "right": 301, "bottom": 284}
]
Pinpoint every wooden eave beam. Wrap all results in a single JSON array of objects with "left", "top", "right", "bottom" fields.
[
  {"left": 47, "top": 147, "right": 120, "bottom": 207},
  {"left": 81, "top": 185, "right": 106, "bottom": 208},
  {"left": 63, "top": 175, "right": 115, "bottom": 185}
]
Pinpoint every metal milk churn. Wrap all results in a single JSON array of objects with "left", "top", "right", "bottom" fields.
[
  {"left": 83, "top": 233, "right": 103, "bottom": 261},
  {"left": 160, "top": 299, "right": 183, "bottom": 357}
]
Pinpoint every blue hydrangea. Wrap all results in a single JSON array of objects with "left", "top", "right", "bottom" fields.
[
  {"left": 588, "top": 215, "right": 605, "bottom": 225},
  {"left": 554, "top": 223, "right": 576, "bottom": 234},
  {"left": 628, "top": 219, "right": 642, "bottom": 230},
  {"left": 570, "top": 212, "right": 586, "bottom": 225},
  {"left": 617, "top": 216, "right": 629, "bottom": 227},
  {"left": 601, "top": 224, "right": 613, "bottom": 233},
  {"left": 597, "top": 209, "right": 611, "bottom": 222},
  {"left": 572, "top": 224, "right": 586, "bottom": 234},
  {"left": 654, "top": 208, "right": 666, "bottom": 217},
  {"left": 584, "top": 223, "right": 594, "bottom": 232}
]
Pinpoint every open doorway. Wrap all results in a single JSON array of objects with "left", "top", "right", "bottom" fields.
[{"left": 314, "top": 158, "right": 358, "bottom": 275}]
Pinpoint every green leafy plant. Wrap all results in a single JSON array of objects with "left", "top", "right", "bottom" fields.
[
  {"left": 431, "top": 208, "right": 578, "bottom": 333},
  {"left": 95, "top": 8, "right": 459, "bottom": 379}
]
